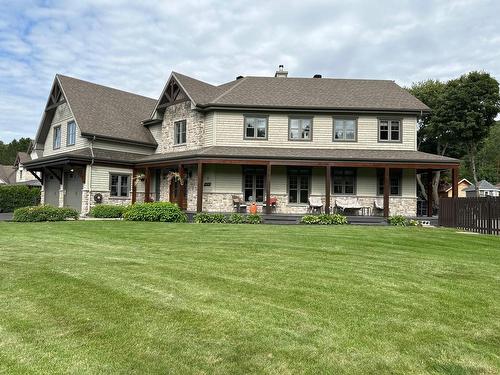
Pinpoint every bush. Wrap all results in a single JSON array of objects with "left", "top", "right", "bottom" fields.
[
  {"left": 228, "top": 213, "right": 245, "bottom": 224},
  {"left": 301, "top": 213, "right": 348, "bottom": 225},
  {"left": 387, "top": 215, "right": 421, "bottom": 227},
  {"left": 123, "top": 202, "right": 187, "bottom": 222},
  {"left": 194, "top": 213, "right": 228, "bottom": 223},
  {"left": 13, "top": 205, "right": 79, "bottom": 222},
  {"left": 89, "top": 204, "right": 128, "bottom": 218},
  {"left": 0, "top": 185, "right": 41, "bottom": 212},
  {"left": 245, "top": 214, "right": 262, "bottom": 224}
]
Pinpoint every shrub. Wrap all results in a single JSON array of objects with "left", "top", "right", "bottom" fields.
[
  {"left": 387, "top": 215, "right": 421, "bottom": 227},
  {"left": 89, "top": 204, "right": 128, "bottom": 218},
  {"left": 228, "top": 213, "right": 245, "bottom": 224},
  {"left": 300, "top": 213, "right": 348, "bottom": 225},
  {"left": 13, "top": 205, "right": 79, "bottom": 222},
  {"left": 123, "top": 202, "right": 187, "bottom": 222},
  {"left": 0, "top": 186, "right": 41, "bottom": 213},
  {"left": 194, "top": 213, "right": 228, "bottom": 223},
  {"left": 245, "top": 214, "right": 262, "bottom": 224}
]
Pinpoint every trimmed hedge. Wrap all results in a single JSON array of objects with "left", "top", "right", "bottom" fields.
[
  {"left": 387, "top": 215, "right": 421, "bottom": 227},
  {"left": 301, "top": 214, "right": 348, "bottom": 225},
  {"left": 0, "top": 185, "right": 41, "bottom": 213},
  {"left": 123, "top": 202, "right": 187, "bottom": 222},
  {"left": 89, "top": 204, "right": 128, "bottom": 218},
  {"left": 13, "top": 205, "right": 79, "bottom": 222},
  {"left": 193, "top": 212, "right": 263, "bottom": 224}
]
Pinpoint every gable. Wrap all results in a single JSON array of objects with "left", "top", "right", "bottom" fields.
[{"left": 152, "top": 75, "right": 190, "bottom": 119}]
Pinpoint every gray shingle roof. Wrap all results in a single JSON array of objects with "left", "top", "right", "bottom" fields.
[
  {"left": 173, "top": 73, "right": 429, "bottom": 112},
  {"left": 16, "top": 152, "right": 31, "bottom": 164},
  {"left": 136, "top": 146, "right": 459, "bottom": 164},
  {"left": 57, "top": 75, "right": 158, "bottom": 146},
  {"left": 0, "top": 165, "right": 16, "bottom": 184},
  {"left": 464, "top": 180, "right": 499, "bottom": 191}
]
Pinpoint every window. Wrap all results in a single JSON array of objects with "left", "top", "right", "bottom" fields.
[
  {"left": 67, "top": 121, "right": 76, "bottom": 146},
  {"left": 19, "top": 169, "right": 23, "bottom": 180},
  {"left": 333, "top": 168, "right": 356, "bottom": 195},
  {"left": 53, "top": 126, "right": 61, "bottom": 149},
  {"left": 244, "top": 116, "right": 268, "bottom": 139},
  {"left": 289, "top": 117, "right": 312, "bottom": 140},
  {"left": 243, "top": 167, "right": 265, "bottom": 202},
  {"left": 333, "top": 118, "right": 357, "bottom": 141},
  {"left": 174, "top": 120, "right": 187, "bottom": 145},
  {"left": 110, "top": 174, "right": 130, "bottom": 197},
  {"left": 377, "top": 169, "right": 402, "bottom": 196},
  {"left": 379, "top": 119, "right": 401, "bottom": 142},
  {"left": 288, "top": 168, "right": 311, "bottom": 203}
]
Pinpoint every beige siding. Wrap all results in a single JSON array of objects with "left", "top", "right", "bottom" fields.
[
  {"left": 90, "top": 166, "right": 133, "bottom": 191},
  {"left": 402, "top": 169, "right": 416, "bottom": 198},
  {"left": 214, "top": 112, "right": 417, "bottom": 150},
  {"left": 147, "top": 124, "right": 162, "bottom": 152},
  {"left": 92, "top": 140, "right": 153, "bottom": 155},
  {"left": 43, "top": 102, "right": 88, "bottom": 156},
  {"left": 203, "top": 112, "right": 215, "bottom": 147}
]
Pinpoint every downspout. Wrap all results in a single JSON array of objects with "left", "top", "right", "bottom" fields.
[{"left": 87, "top": 136, "right": 96, "bottom": 214}]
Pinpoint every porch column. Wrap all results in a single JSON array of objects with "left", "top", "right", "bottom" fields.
[
  {"left": 132, "top": 169, "right": 137, "bottom": 204},
  {"left": 265, "top": 163, "right": 272, "bottom": 214},
  {"left": 451, "top": 167, "right": 459, "bottom": 198},
  {"left": 325, "top": 165, "right": 331, "bottom": 214},
  {"left": 383, "top": 167, "right": 390, "bottom": 218},
  {"left": 427, "top": 169, "right": 433, "bottom": 217},
  {"left": 196, "top": 162, "right": 204, "bottom": 212},
  {"left": 144, "top": 167, "right": 151, "bottom": 202},
  {"left": 178, "top": 164, "right": 185, "bottom": 209}
]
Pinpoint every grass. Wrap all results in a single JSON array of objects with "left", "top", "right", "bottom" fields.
[{"left": 0, "top": 222, "right": 499, "bottom": 374}]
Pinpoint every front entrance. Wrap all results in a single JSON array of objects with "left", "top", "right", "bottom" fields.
[
  {"left": 64, "top": 171, "right": 83, "bottom": 212},
  {"left": 169, "top": 179, "right": 187, "bottom": 209}
]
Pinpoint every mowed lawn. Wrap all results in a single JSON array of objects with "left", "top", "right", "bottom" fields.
[{"left": 0, "top": 222, "right": 499, "bottom": 374}]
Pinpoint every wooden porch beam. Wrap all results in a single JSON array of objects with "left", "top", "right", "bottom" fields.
[
  {"left": 196, "top": 162, "right": 203, "bottom": 212},
  {"left": 452, "top": 167, "right": 459, "bottom": 198},
  {"left": 132, "top": 169, "right": 137, "bottom": 204},
  {"left": 178, "top": 164, "right": 185, "bottom": 209},
  {"left": 325, "top": 165, "right": 331, "bottom": 214},
  {"left": 29, "top": 170, "right": 43, "bottom": 184},
  {"left": 383, "top": 167, "right": 390, "bottom": 218},
  {"left": 265, "top": 163, "right": 272, "bottom": 214},
  {"left": 144, "top": 167, "right": 151, "bottom": 203},
  {"left": 427, "top": 169, "right": 433, "bottom": 217}
]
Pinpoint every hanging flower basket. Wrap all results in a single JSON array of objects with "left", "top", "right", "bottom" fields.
[
  {"left": 133, "top": 173, "right": 146, "bottom": 186},
  {"left": 166, "top": 171, "right": 185, "bottom": 186}
]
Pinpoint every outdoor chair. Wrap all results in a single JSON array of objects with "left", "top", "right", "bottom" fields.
[
  {"left": 308, "top": 196, "right": 323, "bottom": 214},
  {"left": 232, "top": 195, "right": 247, "bottom": 213},
  {"left": 373, "top": 199, "right": 384, "bottom": 216},
  {"left": 335, "top": 197, "right": 362, "bottom": 215},
  {"left": 263, "top": 196, "right": 278, "bottom": 212}
]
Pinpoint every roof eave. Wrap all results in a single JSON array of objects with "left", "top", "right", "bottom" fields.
[{"left": 81, "top": 133, "right": 157, "bottom": 148}]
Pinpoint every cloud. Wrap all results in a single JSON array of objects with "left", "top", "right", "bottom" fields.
[{"left": 1, "top": 0, "right": 499, "bottom": 142}]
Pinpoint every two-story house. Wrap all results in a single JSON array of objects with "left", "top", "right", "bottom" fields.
[{"left": 24, "top": 67, "right": 460, "bottom": 217}]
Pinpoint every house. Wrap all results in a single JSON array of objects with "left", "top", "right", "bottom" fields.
[
  {"left": 440, "top": 178, "right": 472, "bottom": 198},
  {"left": 464, "top": 180, "right": 500, "bottom": 197},
  {"left": 0, "top": 165, "right": 16, "bottom": 185},
  {"left": 24, "top": 67, "right": 461, "bottom": 217},
  {"left": 0, "top": 152, "right": 41, "bottom": 187}
]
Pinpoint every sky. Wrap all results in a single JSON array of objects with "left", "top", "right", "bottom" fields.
[{"left": 1, "top": 0, "right": 499, "bottom": 142}]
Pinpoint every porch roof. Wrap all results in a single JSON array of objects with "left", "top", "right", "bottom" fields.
[
  {"left": 135, "top": 146, "right": 460, "bottom": 167},
  {"left": 23, "top": 148, "right": 146, "bottom": 170}
]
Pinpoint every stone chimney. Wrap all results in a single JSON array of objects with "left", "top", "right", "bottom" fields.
[{"left": 275, "top": 65, "right": 288, "bottom": 78}]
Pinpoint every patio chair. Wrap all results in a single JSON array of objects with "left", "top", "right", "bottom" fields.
[
  {"left": 373, "top": 199, "right": 384, "bottom": 216},
  {"left": 232, "top": 195, "right": 247, "bottom": 213},
  {"left": 308, "top": 196, "right": 323, "bottom": 214},
  {"left": 263, "top": 196, "right": 278, "bottom": 213},
  {"left": 335, "top": 197, "right": 362, "bottom": 215}
]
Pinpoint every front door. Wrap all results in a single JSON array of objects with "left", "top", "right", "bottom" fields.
[
  {"left": 64, "top": 171, "right": 83, "bottom": 212},
  {"left": 169, "top": 179, "right": 187, "bottom": 209}
]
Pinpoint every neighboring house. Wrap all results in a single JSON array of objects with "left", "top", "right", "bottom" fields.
[
  {"left": 464, "top": 180, "right": 500, "bottom": 197},
  {"left": 440, "top": 178, "right": 472, "bottom": 198},
  {"left": 14, "top": 152, "right": 41, "bottom": 187},
  {"left": 24, "top": 67, "right": 460, "bottom": 216},
  {"left": 0, "top": 165, "right": 16, "bottom": 185}
]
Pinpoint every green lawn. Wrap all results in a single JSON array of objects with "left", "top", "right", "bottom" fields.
[{"left": 0, "top": 222, "right": 499, "bottom": 374}]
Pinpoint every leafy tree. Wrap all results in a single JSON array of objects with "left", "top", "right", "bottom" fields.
[{"left": 0, "top": 138, "right": 33, "bottom": 165}]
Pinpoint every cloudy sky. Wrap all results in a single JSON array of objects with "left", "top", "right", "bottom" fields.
[{"left": 1, "top": 0, "right": 499, "bottom": 142}]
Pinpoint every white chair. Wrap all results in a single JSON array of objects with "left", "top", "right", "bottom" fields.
[
  {"left": 373, "top": 199, "right": 384, "bottom": 216},
  {"left": 308, "top": 196, "right": 323, "bottom": 214},
  {"left": 335, "top": 197, "right": 362, "bottom": 215}
]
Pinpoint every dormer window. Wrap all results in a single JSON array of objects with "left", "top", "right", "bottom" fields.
[
  {"left": 53, "top": 126, "right": 61, "bottom": 149},
  {"left": 174, "top": 120, "right": 187, "bottom": 145}
]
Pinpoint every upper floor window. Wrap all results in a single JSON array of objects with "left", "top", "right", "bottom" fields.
[
  {"left": 67, "top": 121, "right": 76, "bottom": 146},
  {"left": 110, "top": 174, "right": 130, "bottom": 197},
  {"left": 379, "top": 119, "right": 401, "bottom": 142},
  {"left": 174, "top": 120, "right": 187, "bottom": 145},
  {"left": 377, "top": 169, "right": 402, "bottom": 196},
  {"left": 244, "top": 116, "right": 268, "bottom": 139},
  {"left": 333, "top": 168, "right": 356, "bottom": 195},
  {"left": 289, "top": 117, "right": 312, "bottom": 141},
  {"left": 53, "top": 126, "right": 61, "bottom": 149},
  {"left": 333, "top": 118, "right": 357, "bottom": 141}
]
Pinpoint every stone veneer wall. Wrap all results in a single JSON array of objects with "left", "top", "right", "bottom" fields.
[{"left": 159, "top": 101, "right": 205, "bottom": 153}]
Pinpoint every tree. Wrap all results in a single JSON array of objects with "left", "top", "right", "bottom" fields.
[
  {"left": 434, "top": 72, "right": 500, "bottom": 195},
  {"left": 0, "top": 138, "right": 33, "bottom": 165}
]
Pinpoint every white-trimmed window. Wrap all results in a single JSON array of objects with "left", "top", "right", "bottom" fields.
[
  {"left": 53, "top": 126, "right": 61, "bottom": 149},
  {"left": 67, "top": 121, "right": 76, "bottom": 146},
  {"left": 244, "top": 116, "right": 268, "bottom": 139},
  {"left": 333, "top": 118, "right": 357, "bottom": 141},
  {"left": 174, "top": 120, "right": 187, "bottom": 145},
  {"left": 289, "top": 117, "right": 312, "bottom": 140},
  {"left": 110, "top": 174, "right": 130, "bottom": 197},
  {"left": 379, "top": 119, "right": 401, "bottom": 142}
]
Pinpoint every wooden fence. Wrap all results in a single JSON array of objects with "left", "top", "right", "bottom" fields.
[{"left": 439, "top": 197, "right": 500, "bottom": 235}]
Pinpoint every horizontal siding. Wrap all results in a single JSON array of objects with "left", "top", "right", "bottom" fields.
[
  {"left": 90, "top": 166, "right": 133, "bottom": 191},
  {"left": 147, "top": 124, "right": 162, "bottom": 152},
  {"left": 203, "top": 112, "right": 214, "bottom": 147},
  {"left": 213, "top": 165, "right": 242, "bottom": 193},
  {"left": 43, "top": 103, "right": 88, "bottom": 156},
  {"left": 215, "top": 112, "right": 417, "bottom": 150},
  {"left": 92, "top": 140, "right": 153, "bottom": 155}
]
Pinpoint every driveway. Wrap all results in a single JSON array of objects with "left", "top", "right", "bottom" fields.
[{"left": 0, "top": 212, "right": 13, "bottom": 221}]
